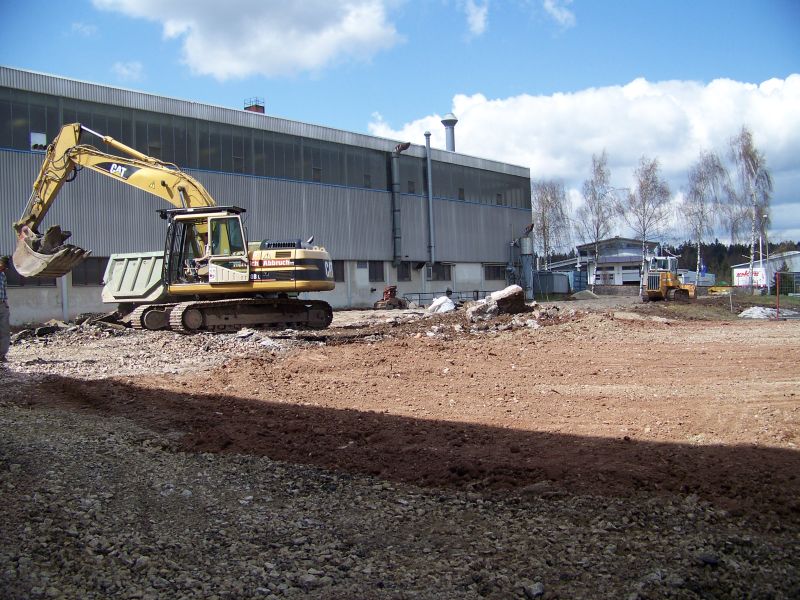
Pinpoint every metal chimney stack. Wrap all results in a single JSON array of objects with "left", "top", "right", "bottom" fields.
[{"left": 441, "top": 113, "right": 458, "bottom": 152}]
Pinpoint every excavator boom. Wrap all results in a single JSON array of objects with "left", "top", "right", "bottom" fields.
[{"left": 13, "top": 123, "right": 215, "bottom": 278}]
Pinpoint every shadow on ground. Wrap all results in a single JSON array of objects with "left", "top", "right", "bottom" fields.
[{"left": 16, "top": 373, "right": 800, "bottom": 525}]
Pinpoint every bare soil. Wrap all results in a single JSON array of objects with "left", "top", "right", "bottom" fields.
[{"left": 9, "top": 297, "right": 800, "bottom": 525}]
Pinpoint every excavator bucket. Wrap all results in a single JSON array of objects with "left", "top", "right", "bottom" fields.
[{"left": 12, "top": 225, "right": 91, "bottom": 278}]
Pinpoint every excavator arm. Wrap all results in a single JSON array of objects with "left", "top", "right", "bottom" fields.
[{"left": 13, "top": 123, "right": 216, "bottom": 278}]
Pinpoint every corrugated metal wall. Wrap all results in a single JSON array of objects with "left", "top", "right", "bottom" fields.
[{"left": 1, "top": 151, "right": 529, "bottom": 262}]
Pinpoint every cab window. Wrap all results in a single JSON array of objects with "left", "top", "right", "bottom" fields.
[{"left": 209, "top": 217, "right": 246, "bottom": 256}]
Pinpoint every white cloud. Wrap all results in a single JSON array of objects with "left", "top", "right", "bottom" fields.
[
  {"left": 462, "top": 0, "right": 489, "bottom": 37},
  {"left": 368, "top": 75, "right": 800, "bottom": 242},
  {"left": 112, "top": 60, "right": 144, "bottom": 82},
  {"left": 71, "top": 22, "right": 98, "bottom": 37},
  {"left": 93, "top": 0, "right": 402, "bottom": 79},
  {"left": 542, "top": 0, "right": 575, "bottom": 28}
]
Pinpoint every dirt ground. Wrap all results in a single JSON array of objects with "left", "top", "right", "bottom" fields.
[{"left": 9, "top": 296, "right": 800, "bottom": 525}]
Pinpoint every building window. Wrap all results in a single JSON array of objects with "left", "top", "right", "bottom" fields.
[
  {"left": 426, "top": 263, "right": 452, "bottom": 281},
  {"left": 496, "top": 193, "right": 505, "bottom": 206},
  {"left": 484, "top": 264, "right": 506, "bottom": 281},
  {"left": 364, "top": 173, "right": 372, "bottom": 189},
  {"left": 4, "top": 263, "right": 57, "bottom": 287},
  {"left": 458, "top": 187, "right": 465, "bottom": 201},
  {"left": 72, "top": 257, "right": 108, "bottom": 286},
  {"left": 407, "top": 180, "right": 416, "bottom": 194},
  {"left": 30, "top": 131, "right": 47, "bottom": 150},
  {"left": 332, "top": 260, "right": 345, "bottom": 282},
  {"left": 397, "top": 261, "right": 411, "bottom": 282},
  {"left": 312, "top": 167, "right": 322, "bottom": 183},
  {"left": 368, "top": 260, "right": 385, "bottom": 282}
]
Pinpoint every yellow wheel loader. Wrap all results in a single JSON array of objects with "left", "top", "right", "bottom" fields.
[
  {"left": 12, "top": 123, "right": 334, "bottom": 332},
  {"left": 642, "top": 255, "right": 696, "bottom": 302}
]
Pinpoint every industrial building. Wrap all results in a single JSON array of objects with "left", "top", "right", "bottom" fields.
[
  {"left": 731, "top": 251, "right": 800, "bottom": 289},
  {"left": 562, "top": 237, "right": 660, "bottom": 287},
  {"left": 0, "top": 67, "right": 531, "bottom": 324}
]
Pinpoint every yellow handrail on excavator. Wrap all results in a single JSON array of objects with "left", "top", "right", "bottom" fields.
[{"left": 13, "top": 123, "right": 216, "bottom": 278}]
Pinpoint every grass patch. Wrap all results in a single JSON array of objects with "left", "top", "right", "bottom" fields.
[{"left": 731, "top": 293, "right": 800, "bottom": 308}]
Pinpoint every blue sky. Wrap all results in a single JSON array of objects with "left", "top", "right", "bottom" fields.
[{"left": 1, "top": 0, "right": 799, "bottom": 243}]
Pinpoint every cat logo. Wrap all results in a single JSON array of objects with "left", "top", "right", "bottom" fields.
[
  {"left": 96, "top": 162, "right": 140, "bottom": 180},
  {"left": 109, "top": 163, "right": 128, "bottom": 178}
]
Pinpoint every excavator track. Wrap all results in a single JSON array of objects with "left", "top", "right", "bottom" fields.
[
  {"left": 129, "top": 304, "right": 176, "bottom": 331},
  {"left": 169, "top": 298, "right": 333, "bottom": 334}
]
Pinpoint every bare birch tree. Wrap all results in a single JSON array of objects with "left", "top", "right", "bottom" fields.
[
  {"left": 575, "top": 151, "right": 616, "bottom": 291},
  {"left": 681, "top": 150, "right": 727, "bottom": 286},
  {"left": 614, "top": 156, "right": 671, "bottom": 298},
  {"left": 729, "top": 126, "right": 773, "bottom": 293},
  {"left": 719, "top": 187, "right": 749, "bottom": 245},
  {"left": 531, "top": 179, "right": 571, "bottom": 269}
]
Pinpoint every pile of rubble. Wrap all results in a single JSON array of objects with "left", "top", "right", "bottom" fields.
[
  {"left": 7, "top": 318, "right": 309, "bottom": 380},
  {"left": 424, "top": 284, "right": 573, "bottom": 333},
  {"left": 6, "top": 286, "right": 577, "bottom": 379}
]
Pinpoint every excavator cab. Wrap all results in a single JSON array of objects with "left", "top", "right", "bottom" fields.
[
  {"left": 648, "top": 256, "right": 677, "bottom": 274},
  {"left": 163, "top": 207, "right": 250, "bottom": 285}
]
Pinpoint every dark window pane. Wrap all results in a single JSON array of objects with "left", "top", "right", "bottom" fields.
[
  {"left": 119, "top": 117, "right": 134, "bottom": 146},
  {"left": 135, "top": 121, "right": 147, "bottom": 154},
  {"left": 11, "top": 101, "right": 28, "bottom": 150},
  {"left": 221, "top": 130, "right": 232, "bottom": 172},
  {"left": 46, "top": 106, "right": 58, "bottom": 144},
  {"left": 29, "top": 104, "right": 46, "bottom": 136},
  {"left": 427, "top": 263, "right": 452, "bottom": 281},
  {"left": 332, "top": 260, "right": 345, "bottom": 282},
  {"left": 72, "top": 257, "right": 107, "bottom": 286},
  {"left": 397, "top": 261, "right": 411, "bottom": 282},
  {"left": 368, "top": 260, "right": 384, "bottom": 282},
  {"left": 5, "top": 262, "right": 57, "bottom": 287},
  {"left": 0, "top": 99, "right": 11, "bottom": 147},
  {"left": 162, "top": 121, "right": 175, "bottom": 164},
  {"left": 174, "top": 121, "right": 187, "bottom": 166},
  {"left": 484, "top": 264, "right": 506, "bottom": 281}
]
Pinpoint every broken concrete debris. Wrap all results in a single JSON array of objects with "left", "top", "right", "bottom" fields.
[
  {"left": 466, "top": 284, "right": 533, "bottom": 322},
  {"left": 427, "top": 296, "right": 457, "bottom": 314}
]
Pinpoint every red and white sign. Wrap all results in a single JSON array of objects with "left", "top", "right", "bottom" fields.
[
  {"left": 733, "top": 268, "right": 766, "bottom": 287},
  {"left": 250, "top": 259, "right": 294, "bottom": 267}
]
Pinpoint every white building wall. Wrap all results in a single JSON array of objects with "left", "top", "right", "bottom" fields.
[
  {"left": 454, "top": 263, "right": 484, "bottom": 293},
  {"left": 7, "top": 280, "right": 108, "bottom": 326}
]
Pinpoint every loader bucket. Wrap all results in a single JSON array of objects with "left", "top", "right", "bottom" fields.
[{"left": 12, "top": 225, "right": 91, "bottom": 278}]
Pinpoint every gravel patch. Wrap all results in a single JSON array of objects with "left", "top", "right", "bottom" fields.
[
  {"left": 2, "top": 303, "right": 798, "bottom": 598},
  {"left": 1, "top": 401, "right": 798, "bottom": 599}
]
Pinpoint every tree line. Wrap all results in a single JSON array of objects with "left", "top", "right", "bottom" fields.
[{"left": 531, "top": 125, "right": 786, "bottom": 292}]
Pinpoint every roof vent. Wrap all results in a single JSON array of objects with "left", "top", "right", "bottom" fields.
[
  {"left": 441, "top": 113, "right": 458, "bottom": 151},
  {"left": 244, "top": 97, "right": 265, "bottom": 114}
]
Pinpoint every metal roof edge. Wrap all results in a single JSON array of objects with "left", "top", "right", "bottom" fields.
[{"left": 0, "top": 66, "right": 530, "bottom": 178}]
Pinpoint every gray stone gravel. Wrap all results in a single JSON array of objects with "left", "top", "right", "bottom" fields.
[
  {"left": 1, "top": 401, "right": 798, "bottom": 599},
  {"left": 1, "top": 308, "right": 798, "bottom": 598}
]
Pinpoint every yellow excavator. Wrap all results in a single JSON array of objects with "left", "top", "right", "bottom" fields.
[
  {"left": 642, "top": 254, "right": 696, "bottom": 302},
  {"left": 12, "top": 123, "right": 335, "bottom": 332}
]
